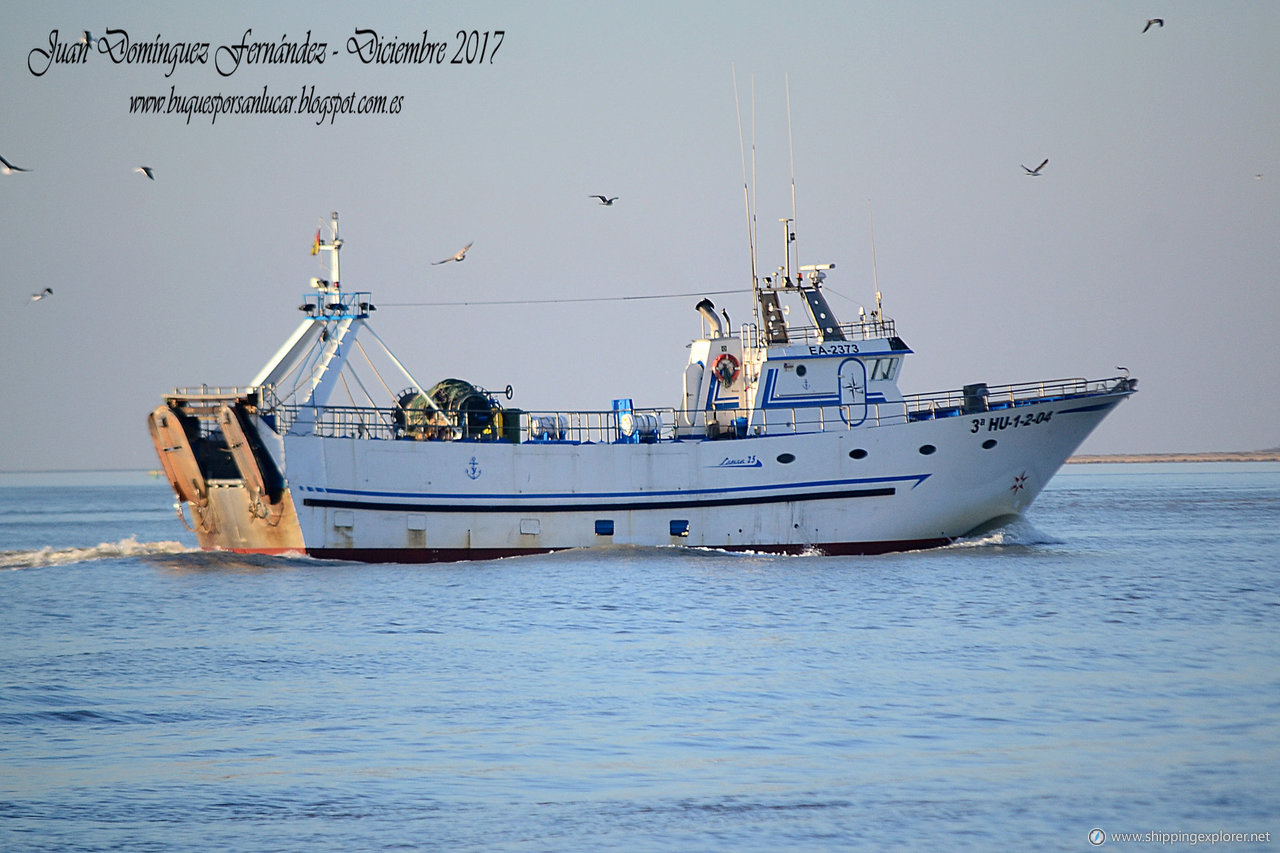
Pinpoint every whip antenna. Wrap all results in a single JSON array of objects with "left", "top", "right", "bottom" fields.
[
  {"left": 868, "top": 200, "right": 884, "bottom": 325},
  {"left": 731, "top": 66, "right": 757, "bottom": 295},
  {"left": 751, "top": 74, "right": 758, "bottom": 290},
  {"left": 786, "top": 74, "right": 798, "bottom": 278}
]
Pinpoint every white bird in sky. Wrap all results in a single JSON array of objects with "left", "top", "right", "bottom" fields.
[
  {"left": 80, "top": 30, "right": 99, "bottom": 47},
  {"left": 136, "top": 166, "right": 155, "bottom": 180},
  {"left": 29, "top": 287, "right": 53, "bottom": 302},
  {"left": 1142, "top": 18, "right": 1164, "bottom": 34},
  {"left": 432, "top": 241, "right": 474, "bottom": 264},
  {"left": 590, "top": 195, "right": 618, "bottom": 206},
  {"left": 1, "top": 154, "right": 31, "bottom": 174},
  {"left": 1022, "top": 158, "right": 1049, "bottom": 176}
]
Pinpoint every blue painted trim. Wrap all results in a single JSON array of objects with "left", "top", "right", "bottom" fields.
[
  {"left": 299, "top": 472, "right": 930, "bottom": 505},
  {"left": 1057, "top": 401, "right": 1118, "bottom": 415},
  {"left": 306, "top": 484, "right": 901, "bottom": 514},
  {"left": 759, "top": 367, "right": 841, "bottom": 408}
]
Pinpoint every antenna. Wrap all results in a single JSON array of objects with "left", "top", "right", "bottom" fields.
[
  {"left": 731, "top": 65, "right": 757, "bottom": 296},
  {"left": 329, "top": 210, "right": 341, "bottom": 291},
  {"left": 868, "top": 200, "right": 883, "bottom": 325},
  {"left": 779, "top": 218, "right": 793, "bottom": 285},
  {"left": 751, "top": 75, "right": 759, "bottom": 294},
  {"left": 786, "top": 74, "right": 798, "bottom": 280}
]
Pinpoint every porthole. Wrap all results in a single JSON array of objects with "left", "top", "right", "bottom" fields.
[
  {"left": 796, "top": 364, "right": 807, "bottom": 377},
  {"left": 918, "top": 444, "right": 937, "bottom": 455},
  {"left": 849, "top": 448, "right": 868, "bottom": 460},
  {"left": 982, "top": 439, "right": 998, "bottom": 450},
  {"left": 777, "top": 453, "right": 796, "bottom": 464}
]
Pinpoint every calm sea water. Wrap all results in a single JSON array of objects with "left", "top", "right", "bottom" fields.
[{"left": 1, "top": 464, "right": 1277, "bottom": 852}]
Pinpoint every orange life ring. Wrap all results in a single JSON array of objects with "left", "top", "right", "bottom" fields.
[{"left": 711, "top": 353, "right": 740, "bottom": 385}]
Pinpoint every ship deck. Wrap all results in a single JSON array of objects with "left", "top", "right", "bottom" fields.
[{"left": 165, "top": 376, "right": 1135, "bottom": 446}]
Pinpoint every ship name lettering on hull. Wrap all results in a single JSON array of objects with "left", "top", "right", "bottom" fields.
[{"left": 970, "top": 410, "right": 1054, "bottom": 433}]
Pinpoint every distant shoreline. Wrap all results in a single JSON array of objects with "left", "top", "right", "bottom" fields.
[{"left": 1068, "top": 451, "right": 1280, "bottom": 464}]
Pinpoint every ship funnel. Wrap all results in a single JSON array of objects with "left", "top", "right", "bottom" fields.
[{"left": 696, "top": 298, "right": 725, "bottom": 337}]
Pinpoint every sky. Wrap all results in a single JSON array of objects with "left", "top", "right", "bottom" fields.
[{"left": 2, "top": 1, "right": 1277, "bottom": 471}]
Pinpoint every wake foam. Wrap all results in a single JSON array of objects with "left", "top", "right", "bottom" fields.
[
  {"left": 0, "top": 536, "right": 197, "bottom": 570},
  {"left": 946, "top": 517, "right": 1062, "bottom": 549}
]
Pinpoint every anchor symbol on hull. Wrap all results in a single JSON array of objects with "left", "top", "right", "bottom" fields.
[{"left": 466, "top": 456, "right": 482, "bottom": 480}]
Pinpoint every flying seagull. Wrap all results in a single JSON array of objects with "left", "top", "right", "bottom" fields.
[
  {"left": 30, "top": 287, "right": 53, "bottom": 302},
  {"left": 1022, "top": 158, "right": 1049, "bottom": 176},
  {"left": 80, "top": 30, "right": 99, "bottom": 47},
  {"left": 1142, "top": 18, "right": 1164, "bottom": 33},
  {"left": 590, "top": 195, "right": 618, "bottom": 206},
  {"left": 135, "top": 166, "right": 155, "bottom": 180},
  {"left": 0, "top": 154, "right": 30, "bottom": 174},
  {"left": 432, "top": 241, "right": 474, "bottom": 264}
]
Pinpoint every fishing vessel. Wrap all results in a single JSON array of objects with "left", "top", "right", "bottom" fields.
[{"left": 149, "top": 211, "right": 1136, "bottom": 562}]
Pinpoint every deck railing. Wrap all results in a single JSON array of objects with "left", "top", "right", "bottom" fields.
[
  {"left": 739, "top": 318, "right": 898, "bottom": 350},
  {"left": 233, "top": 376, "right": 1129, "bottom": 444},
  {"left": 902, "top": 377, "right": 1099, "bottom": 419}
]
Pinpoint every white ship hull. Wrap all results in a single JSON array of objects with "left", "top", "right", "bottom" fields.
[
  {"left": 166, "top": 388, "right": 1127, "bottom": 562},
  {"left": 150, "top": 212, "right": 1135, "bottom": 562}
]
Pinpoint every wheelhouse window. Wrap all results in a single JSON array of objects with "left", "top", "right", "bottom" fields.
[{"left": 869, "top": 357, "right": 900, "bottom": 381}]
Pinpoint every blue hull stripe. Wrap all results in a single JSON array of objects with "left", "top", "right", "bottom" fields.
[
  {"left": 304, "top": 484, "right": 899, "bottom": 514},
  {"left": 299, "top": 473, "right": 929, "bottom": 505},
  {"left": 1057, "top": 401, "right": 1118, "bottom": 415}
]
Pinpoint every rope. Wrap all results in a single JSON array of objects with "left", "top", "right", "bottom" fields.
[{"left": 379, "top": 288, "right": 745, "bottom": 308}]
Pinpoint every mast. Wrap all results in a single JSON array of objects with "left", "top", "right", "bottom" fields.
[
  {"left": 297, "top": 211, "right": 351, "bottom": 410},
  {"left": 250, "top": 212, "right": 342, "bottom": 390},
  {"left": 318, "top": 210, "right": 341, "bottom": 292}
]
